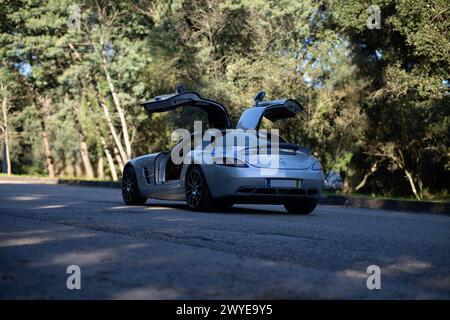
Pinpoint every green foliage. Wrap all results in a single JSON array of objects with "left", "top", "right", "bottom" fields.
[{"left": 330, "top": 0, "right": 449, "bottom": 199}]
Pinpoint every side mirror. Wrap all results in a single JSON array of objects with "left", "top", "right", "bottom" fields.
[{"left": 253, "top": 91, "right": 265, "bottom": 107}]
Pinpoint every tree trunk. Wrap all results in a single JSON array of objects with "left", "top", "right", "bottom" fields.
[
  {"left": 100, "top": 136, "right": 118, "bottom": 181},
  {"left": 79, "top": 136, "right": 95, "bottom": 179},
  {"left": 75, "top": 162, "right": 83, "bottom": 177},
  {"left": 99, "top": 36, "right": 132, "bottom": 160},
  {"left": 85, "top": 90, "right": 120, "bottom": 182},
  {"left": 41, "top": 125, "right": 55, "bottom": 178},
  {"left": 68, "top": 40, "right": 121, "bottom": 182},
  {"left": 84, "top": 67, "right": 128, "bottom": 166},
  {"left": 4, "top": 139, "right": 11, "bottom": 176},
  {"left": 355, "top": 162, "right": 378, "bottom": 192},
  {"left": 113, "top": 144, "right": 125, "bottom": 169},
  {"left": 1, "top": 97, "right": 11, "bottom": 175},
  {"left": 378, "top": 147, "right": 424, "bottom": 201},
  {"left": 404, "top": 169, "right": 422, "bottom": 200},
  {"left": 36, "top": 95, "right": 55, "bottom": 178},
  {"left": 71, "top": 98, "right": 95, "bottom": 179},
  {"left": 99, "top": 98, "right": 128, "bottom": 164},
  {"left": 97, "top": 156, "right": 105, "bottom": 179},
  {"left": 396, "top": 149, "right": 423, "bottom": 200}
]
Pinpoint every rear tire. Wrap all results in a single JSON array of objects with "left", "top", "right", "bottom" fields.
[
  {"left": 284, "top": 198, "right": 317, "bottom": 214},
  {"left": 122, "top": 165, "right": 147, "bottom": 206},
  {"left": 185, "top": 166, "right": 216, "bottom": 211}
]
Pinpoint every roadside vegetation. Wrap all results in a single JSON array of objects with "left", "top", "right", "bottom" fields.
[{"left": 0, "top": 0, "right": 448, "bottom": 200}]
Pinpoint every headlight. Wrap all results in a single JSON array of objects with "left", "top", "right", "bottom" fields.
[
  {"left": 214, "top": 157, "right": 248, "bottom": 168},
  {"left": 312, "top": 161, "right": 322, "bottom": 170}
]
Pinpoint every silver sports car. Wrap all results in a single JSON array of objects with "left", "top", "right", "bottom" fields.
[{"left": 122, "top": 86, "right": 323, "bottom": 214}]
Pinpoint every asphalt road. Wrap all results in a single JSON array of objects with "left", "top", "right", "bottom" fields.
[{"left": 0, "top": 183, "right": 449, "bottom": 299}]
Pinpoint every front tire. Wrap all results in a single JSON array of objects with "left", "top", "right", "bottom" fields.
[
  {"left": 185, "top": 166, "right": 216, "bottom": 211},
  {"left": 284, "top": 198, "right": 318, "bottom": 214},
  {"left": 122, "top": 165, "right": 147, "bottom": 205}
]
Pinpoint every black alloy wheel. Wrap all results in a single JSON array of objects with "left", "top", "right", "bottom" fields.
[{"left": 122, "top": 165, "right": 147, "bottom": 205}]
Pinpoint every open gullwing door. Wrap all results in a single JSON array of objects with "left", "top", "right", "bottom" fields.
[
  {"left": 236, "top": 95, "right": 303, "bottom": 130},
  {"left": 141, "top": 86, "right": 232, "bottom": 129}
]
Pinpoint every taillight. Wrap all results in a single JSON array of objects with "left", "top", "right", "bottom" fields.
[{"left": 312, "top": 161, "right": 322, "bottom": 170}]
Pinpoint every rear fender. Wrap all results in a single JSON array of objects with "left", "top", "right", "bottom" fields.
[{"left": 125, "top": 153, "right": 161, "bottom": 197}]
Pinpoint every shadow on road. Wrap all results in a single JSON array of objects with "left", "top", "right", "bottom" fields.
[{"left": 144, "top": 201, "right": 296, "bottom": 216}]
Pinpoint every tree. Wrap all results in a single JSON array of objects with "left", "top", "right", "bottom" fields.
[
  {"left": 0, "top": 67, "right": 17, "bottom": 175},
  {"left": 330, "top": 0, "right": 450, "bottom": 199}
]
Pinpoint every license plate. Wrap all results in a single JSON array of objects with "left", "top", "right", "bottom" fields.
[{"left": 267, "top": 179, "right": 301, "bottom": 188}]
